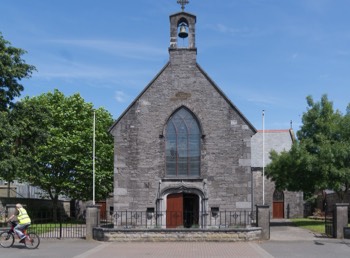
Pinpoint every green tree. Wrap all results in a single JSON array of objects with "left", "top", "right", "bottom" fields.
[
  {"left": 0, "top": 111, "right": 20, "bottom": 196},
  {"left": 0, "top": 32, "right": 36, "bottom": 111},
  {"left": 266, "top": 95, "right": 350, "bottom": 200},
  {"left": 12, "top": 90, "right": 114, "bottom": 216},
  {"left": 0, "top": 32, "right": 36, "bottom": 194},
  {"left": 0, "top": 101, "right": 49, "bottom": 196}
]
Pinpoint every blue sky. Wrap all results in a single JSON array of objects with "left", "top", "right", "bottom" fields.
[{"left": 1, "top": 0, "right": 350, "bottom": 130}]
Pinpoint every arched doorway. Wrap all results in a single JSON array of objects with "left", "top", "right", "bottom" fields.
[
  {"left": 273, "top": 190, "right": 284, "bottom": 218},
  {"left": 166, "top": 193, "right": 199, "bottom": 228}
]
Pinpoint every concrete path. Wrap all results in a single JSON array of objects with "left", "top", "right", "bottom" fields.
[
  {"left": 270, "top": 219, "right": 322, "bottom": 241},
  {"left": 261, "top": 219, "right": 350, "bottom": 258}
]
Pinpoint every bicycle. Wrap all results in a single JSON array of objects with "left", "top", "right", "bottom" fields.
[{"left": 0, "top": 221, "right": 40, "bottom": 249}]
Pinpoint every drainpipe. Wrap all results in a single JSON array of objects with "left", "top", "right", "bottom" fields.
[
  {"left": 251, "top": 167, "right": 254, "bottom": 223},
  {"left": 156, "top": 180, "right": 162, "bottom": 227},
  {"left": 202, "top": 179, "right": 208, "bottom": 229}
]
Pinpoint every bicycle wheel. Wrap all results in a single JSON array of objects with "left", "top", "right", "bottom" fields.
[
  {"left": 25, "top": 233, "right": 40, "bottom": 249},
  {"left": 0, "top": 231, "right": 15, "bottom": 248}
]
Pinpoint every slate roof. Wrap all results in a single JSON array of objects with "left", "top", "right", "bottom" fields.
[{"left": 251, "top": 129, "right": 295, "bottom": 168}]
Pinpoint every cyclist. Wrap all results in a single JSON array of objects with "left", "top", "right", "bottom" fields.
[{"left": 6, "top": 203, "right": 31, "bottom": 243}]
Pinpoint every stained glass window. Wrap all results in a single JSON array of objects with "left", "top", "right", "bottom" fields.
[{"left": 165, "top": 107, "right": 201, "bottom": 177}]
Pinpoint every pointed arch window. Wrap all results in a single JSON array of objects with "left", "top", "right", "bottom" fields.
[{"left": 165, "top": 107, "right": 201, "bottom": 177}]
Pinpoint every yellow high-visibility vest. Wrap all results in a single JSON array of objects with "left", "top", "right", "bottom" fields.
[{"left": 17, "top": 208, "right": 31, "bottom": 225}]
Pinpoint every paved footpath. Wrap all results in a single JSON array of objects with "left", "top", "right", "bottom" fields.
[
  {"left": 1, "top": 224, "right": 350, "bottom": 258},
  {"left": 74, "top": 242, "right": 273, "bottom": 258},
  {"left": 0, "top": 239, "right": 273, "bottom": 258},
  {"left": 262, "top": 222, "right": 350, "bottom": 258}
]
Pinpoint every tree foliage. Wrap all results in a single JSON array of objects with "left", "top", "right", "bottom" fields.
[
  {"left": 0, "top": 111, "right": 19, "bottom": 184},
  {"left": 0, "top": 98, "right": 50, "bottom": 196},
  {"left": 0, "top": 32, "right": 36, "bottom": 111},
  {"left": 6, "top": 90, "right": 114, "bottom": 204},
  {"left": 266, "top": 95, "right": 350, "bottom": 199}
]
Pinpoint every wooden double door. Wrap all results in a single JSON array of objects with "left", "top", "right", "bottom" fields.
[{"left": 166, "top": 193, "right": 199, "bottom": 228}]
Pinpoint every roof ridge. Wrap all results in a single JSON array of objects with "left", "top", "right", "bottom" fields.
[{"left": 257, "top": 129, "right": 290, "bottom": 133}]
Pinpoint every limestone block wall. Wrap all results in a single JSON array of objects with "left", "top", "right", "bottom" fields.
[{"left": 93, "top": 228, "right": 262, "bottom": 242}]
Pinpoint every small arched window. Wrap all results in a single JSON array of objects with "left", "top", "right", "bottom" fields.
[{"left": 165, "top": 107, "right": 201, "bottom": 177}]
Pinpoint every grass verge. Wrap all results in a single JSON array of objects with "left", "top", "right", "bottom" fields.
[{"left": 290, "top": 218, "right": 325, "bottom": 234}]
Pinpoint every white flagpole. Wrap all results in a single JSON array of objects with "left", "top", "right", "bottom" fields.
[
  {"left": 262, "top": 110, "right": 265, "bottom": 205},
  {"left": 93, "top": 110, "right": 96, "bottom": 205}
]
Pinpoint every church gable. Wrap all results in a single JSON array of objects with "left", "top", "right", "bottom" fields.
[
  {"left": 110, "top": 56, "right": 255, "bottom": 153},
  {"left": 110, "top": 10, "right": 255, "bottom": 135},
  {"left": 110, "top": 56, "right": 256, "bottom": 137}
]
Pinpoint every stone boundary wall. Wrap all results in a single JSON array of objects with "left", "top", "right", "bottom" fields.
[
  {"left": 93, "top": 228, "right": 262, "bottom": 242},
  {"left": 316, "top": 193, "right": 350, "bottom": 212},
  {"left": 0, "top": 197, "right": 71, "bottom": 218}
]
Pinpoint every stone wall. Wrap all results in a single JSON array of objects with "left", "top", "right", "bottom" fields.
[
  {"left": 0, "top": 186, "right": 16, "bottom": 197},
  {"left": 316, "top": 192, "right": 350, "bottom": 212},
  {"left": 93, "top": 228, "right": 262, "bottom": 242}
]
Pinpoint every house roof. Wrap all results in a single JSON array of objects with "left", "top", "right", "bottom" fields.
[
  {"left": 251, "top": 129, "right": 295, "bottom": 167},
  {"left": 169, "top": 11, "right": 197, "bottom": 20}
]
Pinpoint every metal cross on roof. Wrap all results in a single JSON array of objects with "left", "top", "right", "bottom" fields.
[{"left": 177, "top": 0, "right": 189, "bottom": 11}]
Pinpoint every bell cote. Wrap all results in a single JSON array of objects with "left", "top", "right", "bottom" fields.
[{"left": 169, "top": 12, "right": 197, "bottom": 51}]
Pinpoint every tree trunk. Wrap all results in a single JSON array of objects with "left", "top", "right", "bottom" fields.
[
  {"left": 52, "top": 196, "right": 59, "bottom": 222},
  {"left": 7, "top": 181, "right": 10, "bottom": 197},
  {"left": 336, "top": 190, "right": 345, "bottom": 202}
]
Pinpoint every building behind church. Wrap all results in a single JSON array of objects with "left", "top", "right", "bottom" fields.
[{"left": 109, "top": 3, "right": 303, "bottom": 228}]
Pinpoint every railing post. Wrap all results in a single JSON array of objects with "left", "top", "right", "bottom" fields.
[
  {"left": 256, "top": 205, "right": 270, "bottom": 240},
  {"left": 126, "top": 210, "right": 128, "bottom": 228},
  {"left": 334, "top": 203, "right": 349, "bottom": 239},
  {"left": 59, "top": 209, "right": 62, "bottom": 239},
  {"left": 86, "top": 205, "right": 100, "bottom": 240}
]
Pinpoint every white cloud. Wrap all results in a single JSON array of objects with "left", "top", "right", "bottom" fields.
[
  {"left": 46, "top": 39, "right": 166, "bottom": 61},
  {"left": 32, "top": 62, "right": 152, "bottom": 80},
  {"left": 207, "top": 23, "right": 270, "bottom": 39},
  {"left": 115, "top": 90, "right": 128, "bottom": 103},
  {"left": 215, "top": 24, "right": 240, "bottom": 34},
  {"left": 302, "top": 0, "right": 331, "bottom": 13},
  {"left": 336, "top": 50, "right": 350, "bottom": 56},
  {"left": 27, "top": 38, "right": 166, "bottom": 83},
  {"left": 292, "top": 53, "right": 299, "bottom": 60}
]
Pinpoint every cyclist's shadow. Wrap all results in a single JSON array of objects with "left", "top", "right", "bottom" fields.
[{"left": 10, "top": 243, "right": 35, "bottom": 249}]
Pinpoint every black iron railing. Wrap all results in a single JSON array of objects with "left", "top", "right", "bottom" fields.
[
  {"left": 100, "top": 210, "right": 254, "bottom": 229},
  {"left": 208, "top": 210, "right": 252, "bottom": 228},
  {"left": 0, "top": 208, "right": 86, "bottom": 239},
  {"left": 325, "top": 207, "right": 334, "bottom": 237}
]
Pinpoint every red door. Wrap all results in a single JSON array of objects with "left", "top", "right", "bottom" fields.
[
  {"left": 166, "top": 193, "right": 183, "bottom": 228},
  {"left": 96, "top": 201, "right": 107, "bottom": 219},
  {"left": 273, "top": 202, "right": 284, "bottom": 218},
  {"left": 273, "top": 190, "right": 284, "bottom": 218}
]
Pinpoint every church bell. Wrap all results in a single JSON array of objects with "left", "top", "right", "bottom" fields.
[{"left": 178, "top": 23, "right": 188, "bottom": 38}]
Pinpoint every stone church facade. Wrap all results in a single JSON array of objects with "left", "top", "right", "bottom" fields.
[{"left": 109, "top": 6, "right": 303, "bottom": 228}]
